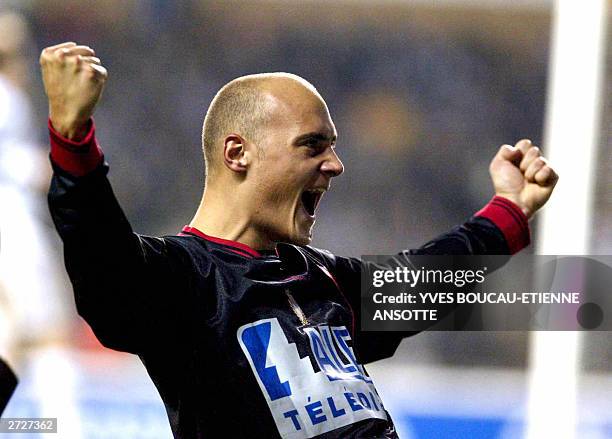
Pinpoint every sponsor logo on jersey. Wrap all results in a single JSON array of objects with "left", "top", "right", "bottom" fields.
[{"left": 238, "top": 318, "right": 387, "bottom": 438}]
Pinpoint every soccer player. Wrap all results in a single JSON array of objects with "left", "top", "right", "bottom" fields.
[{"left": 41, "top": 42, "right": 557, "bottom": 438}]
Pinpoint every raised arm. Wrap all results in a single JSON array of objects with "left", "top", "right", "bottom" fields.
[
  {"left": 42, "top": 42, "right": 190, "bottom": 354},
  {"left": 411, "top": 139, "right": 558, "bottom": 256},
  {"left": 325, "top": 140, "right": 558, "bottom": 363}
]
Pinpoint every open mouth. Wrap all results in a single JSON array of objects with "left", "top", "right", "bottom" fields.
[{"left": 301, "top": 188, "right": 325, "bottom": 217}]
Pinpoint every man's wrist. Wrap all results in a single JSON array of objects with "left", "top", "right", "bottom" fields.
[
  {"left": 476, "top": 196, "right": 531, "bottom": 254},
  {"left": 494, "top": 193, "right": 531, "bottom": 219},
  {"left": 49, "top": 113, "right": 90, "bottom": 141},
  {"left": 48, "top": 117, "right": 104, "bottom": 176}
]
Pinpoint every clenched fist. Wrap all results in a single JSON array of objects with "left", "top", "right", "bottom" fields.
[
  {"left": 489, "top": 139, "right": 558, "bottom": 219},
  {"left": 40, "top": 42, "right": 107, "bottom": 140}
]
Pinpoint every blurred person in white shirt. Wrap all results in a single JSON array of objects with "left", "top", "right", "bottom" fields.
[{"left": 0, "top": 11, "right": 71, "bottom": 371}]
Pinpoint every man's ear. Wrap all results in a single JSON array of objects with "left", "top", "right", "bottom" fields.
[{"left": 223, "top": 134, "right": 249, "bottom": 172}]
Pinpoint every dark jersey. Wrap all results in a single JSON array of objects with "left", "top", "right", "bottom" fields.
[
  {"left": 0, "top": 357, "right": 17, "bottom": 415},
  {"left": 47, "top": 120, "right": 530, "bottom": 438}
]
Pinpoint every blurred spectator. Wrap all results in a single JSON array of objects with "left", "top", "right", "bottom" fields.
[{"left": 0, "top": 11, "right": 71, "bottom": 369}]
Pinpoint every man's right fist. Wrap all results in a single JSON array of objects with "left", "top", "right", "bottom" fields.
[{"left": 40, "top": 42, "right": 107, "bottom": 140}]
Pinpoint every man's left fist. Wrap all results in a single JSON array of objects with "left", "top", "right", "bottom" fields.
[{"left": 489, "top": 139, "right": 559, "bottom": 219}]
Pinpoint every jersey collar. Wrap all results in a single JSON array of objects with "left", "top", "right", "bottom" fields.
[{"left": 179, "top": 226, "right": 262, "bottom": 258}]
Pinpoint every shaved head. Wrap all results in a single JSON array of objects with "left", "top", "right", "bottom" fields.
[
  {"left": 202, "top": 72, "right": 321, "bottom": 178},
  {"left": 192, "top": 71, "right": 341, "bottom": 248}
]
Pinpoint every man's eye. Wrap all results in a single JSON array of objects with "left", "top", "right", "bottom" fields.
[{"left": 305, "top": 143, "right": 321, "bottom": 154}]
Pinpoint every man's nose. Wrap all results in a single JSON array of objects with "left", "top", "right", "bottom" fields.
[{"left": 320, "top": 148, "right": 344, "bottom": 178}]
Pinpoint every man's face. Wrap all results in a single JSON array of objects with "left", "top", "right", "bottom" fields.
[{"left": 248, "top": 85, "right": 343, "bottom": 246}]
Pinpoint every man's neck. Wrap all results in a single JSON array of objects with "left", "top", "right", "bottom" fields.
[{"left": 189, "top": 189, "right": 276, "bottom": 251}]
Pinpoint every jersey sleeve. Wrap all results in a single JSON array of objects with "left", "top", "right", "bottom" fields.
[
  {"left": 0, "top": 357, "right": 17, "bottom": 415},
  {"left": 323, "top": 202, "right": 530, "bottom": 364},
  {"left": 47, "top": 119, "right": 192, "bottom": 354}
]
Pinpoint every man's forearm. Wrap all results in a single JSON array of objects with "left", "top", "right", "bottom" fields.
[{"left": 409, "top": 196, "right": 530, "bottom": 257}]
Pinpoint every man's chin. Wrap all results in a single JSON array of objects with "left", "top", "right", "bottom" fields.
[
  {"left": 282, "top": 230, "right": 312, "bottom": 246},
  {"left": 293, "top": 234, "right": 312, "bottom": 246},
  {"left": 288, "top": 225, "right": 313, "bottom": 246},
  {"left": 279, "top": 217, "right": 314, "bottom": 246}
]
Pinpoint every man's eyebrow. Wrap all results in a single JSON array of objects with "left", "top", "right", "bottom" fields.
[{"left": 294, "top": 132, "right": 337, "bottom": 144}]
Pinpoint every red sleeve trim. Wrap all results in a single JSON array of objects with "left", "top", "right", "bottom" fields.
[
  {"left": 49, "top": 118, "right": 104, "bottom": 176},
  {"left": 475, "top": 196, "right": 530, "bottom": 254}
]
